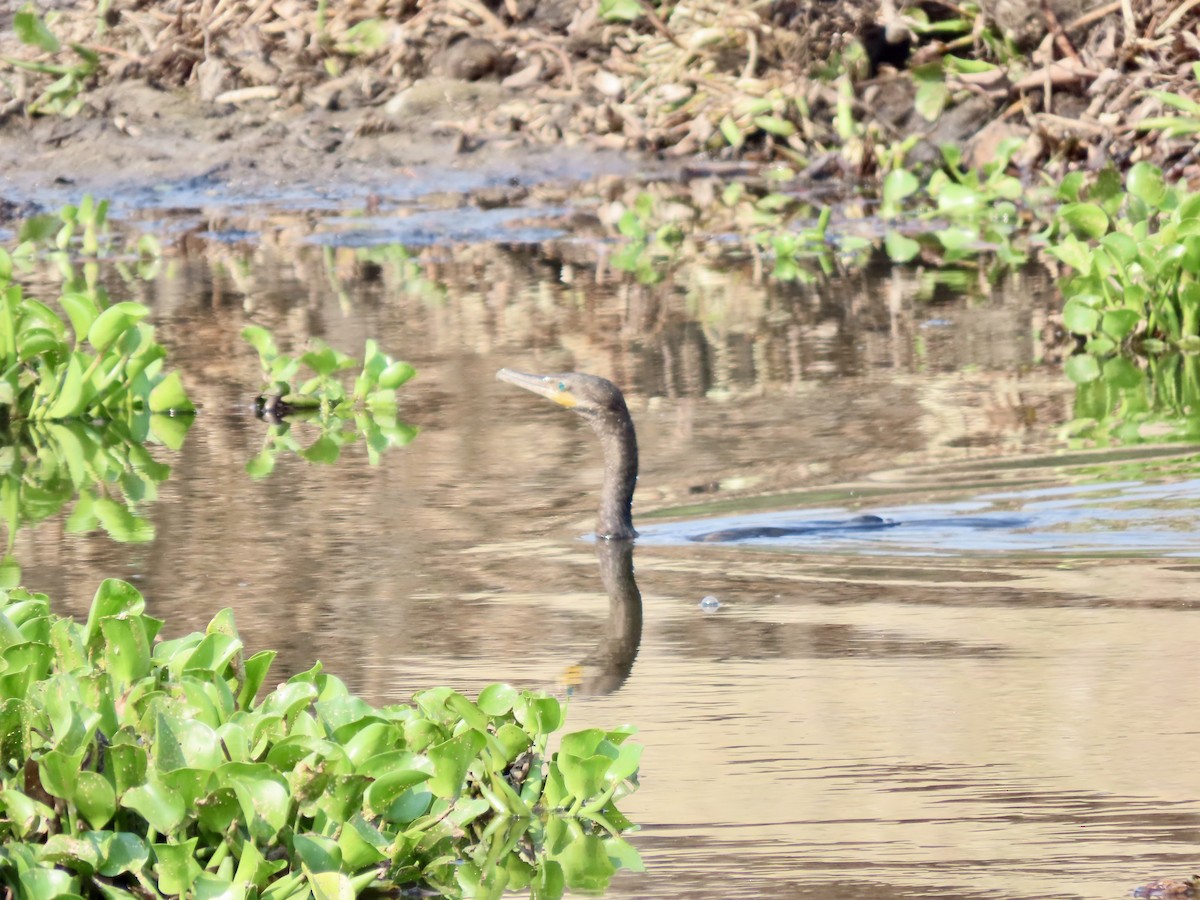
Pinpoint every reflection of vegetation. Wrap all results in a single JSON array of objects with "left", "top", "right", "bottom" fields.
[
  {"left": 0, "top": 580, "right": 641, "bottom": 898},
  {"left": 0, "top": 197, "right": 192, "bottom": 580},
  {"left": 610, "top": 194, "right": 685, "bottom": 284},
  {"left": 320, "top": 244, "right": 446, "bottom": 312},
  {"left": 244, "top": 327, "right": 418, "bottom": 475},
  {"left": 604, "top": 144, "right": 1044, "bottom": 289},
  {"left": 1067, "top": 354, "right": 1200, "bottom": 446},
  {"left": 0, "top": 417, "right": 189, "bottom": 578}
]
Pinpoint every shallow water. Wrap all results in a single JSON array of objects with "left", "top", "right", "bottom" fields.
[{"left": 11, "top": 201, "right": 1200, "bottom": 898}]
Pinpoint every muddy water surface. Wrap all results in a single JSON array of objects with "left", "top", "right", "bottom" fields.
[{"left": 14, "top": 216, "right": 1200, "bottom": 898}]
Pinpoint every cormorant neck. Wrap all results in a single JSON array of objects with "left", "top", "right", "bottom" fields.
[{"left": 590, "top": 407, "right": 638, "bottom": 540}]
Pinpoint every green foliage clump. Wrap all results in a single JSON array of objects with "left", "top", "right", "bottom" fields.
[
  {"left": 0, "top": 196, "right": 191, "bottom": 427},
  {"left": 244, "top": 329, "right": 418, "bottom": 475},
  {"left": 1067, "top": 353, "right": 1200, "bottom": 446},
  {"left": 3, "top": 5, "right": 98, "bottom": 117},
  {"left": 0, "top": 580, "right": 641, "bottom": 898},
  {"left": 1051, "top": 162, "right": 1200, "bottom": 356}
]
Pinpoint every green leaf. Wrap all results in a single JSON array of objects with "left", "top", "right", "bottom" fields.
[
  {"left": 718, "top": 115, "right": 744, "bottom": 149},
  {"left": 87, "top": 302, "right": 149, "bottom": 352},
  {"left": 478, "top": 683, "right": 518, "bottom": 716},
  {"left": 292, "top": 833, "right": 342, "bottom": 874},
  {"left": 93, "top": 498, "right": 155, "bottom": 542},
  {"left": 944, "top": 54, "right": 996, "bottom": 74},
  {"left": 218, "top": 763, "right": 291, "bottom": 843},
  {"left": 156, "top": 713, "right": 222, "bottom": 771},
  {"left": 1127, "top": 162, "right": 1167, "bottom": 207},
  {"left": 427, "top": 729, "right": 486, "bottom": 799},
  {"left": 1058, "top": 172, "right": 1085, "bottom": 202},
  {"left": 556, "top": 830, "right": 616, "bottom": 891},
  {"left": 83, "top": 579, "right": 145, "bottom": 646},
  {"left": 1101, "top": 232, "right": 1138, "bottom": 266},
  {"left": 300, "top": 435, "right": 341, "bottom": 464},
  {"left": 122, "top": 778, "right": 187, "bottom": 833},
  {"left": 936, "top": 184, "right": 983, "bottom": 218},
  {"left": 1101, "top": 355, "right": 1143, "bottom": 388},
  {"left": 0, "top": 556, "right": 20, "bottom": 590},
  {"left": 1101, "top": 308, "right": 1140, "bottom": 340},
  {"left": 753, "top": 114, "right": 795, "bottom": 137},
  {"left": 74, "top": 770, "right": 117, "bottom": 829},
  {"left": 97, "top": 832, "right": 149, "bottom": 878},
  {"left": 242, "top": 325, "right": 277, "bottom": 359},
  {"left": 520, "top": 695, "right": 563, "bottom": 735},
  {"left": 45, "top": 351, "right": 87, "bottom": 419},
  {"left": 307, "top": 871, "right": 356, "bottom": 900},
  {"left": 192, "top": 874, "right": 246, "bottom": 900},
  {"left": 377, "top": 360, "right": 416, "bottom": 389},
  {"left": 1064, "top": 354, "right": 1101, "bottom": 384},
  {"left": 881, "top": 170, "right": 919, "bottom": 216},
  {"left": 884, "top": 231, "right": 920, "bottom": 263},
  {"left": 39, "top": 747, "right": 85, "bottom": 801},
  {"left": 1059, "top": 202, "right": 1109, "bottom": 239},
  {"left": 599, "top": 0, "right": 643, "bottom": 20},
  {"left": 914, "top": 78, "right": 947, "bottom": 121},
  {"left": 558, "top": 752, "right": 611, "bottom": 801},
  {"left": 15, "top": 7, "right": 61, "bottom": 52},
  {"left": 154, "top": 838, "right": 203, "bottom": 896},
  {"left": 100, "top": 616, "right": 152, "bottom": 686},
  {"left": 1062, "top": 299, "right": 1101, "bottom": 335},
  {"left": 150, "top": 413, "right": 191, "bottom": 450},
  {"left": 1048, "top": 234, "right": 1093, "bottom": 273},
  {"left": 148, "top": 371, "right": 193, "bottom": 413}
]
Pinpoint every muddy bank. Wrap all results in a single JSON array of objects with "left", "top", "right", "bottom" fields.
[
  {"left": 0, "top": 76, "right": 646, "bottom": 220},
  {"left": 1, "top": 0, "right": 1198, "bottom": 213}
]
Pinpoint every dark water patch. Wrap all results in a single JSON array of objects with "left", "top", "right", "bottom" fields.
[{"left": 307, "top": 205, "right": 570, "bottom": 248}]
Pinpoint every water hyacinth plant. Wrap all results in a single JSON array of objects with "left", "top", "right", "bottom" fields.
[
  {"left": 0, "top": 197, "right": 191, "bottom": 428},
  {"left": 243, "top": 328, "right": 418, "bottom": 475},
  {"left": 1051, "top": 162, "right": 1200, "bottom": 357},
  {"left": 0, "top": 580, "right": 642, "bottom": 898}
]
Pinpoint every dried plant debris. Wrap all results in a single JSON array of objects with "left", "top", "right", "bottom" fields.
[{"left": 0, "top": 0, "right": 1197, "bottom": 181}]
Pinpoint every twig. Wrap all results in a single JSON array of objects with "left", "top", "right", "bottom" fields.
[
  {"left": 1120, "top": 0, "right": 1137, "bottom": 45},
  {"left": 1035, "top": 111, "right": 1110, "bottom": 135},
  {"left": 741, "top": 28, "right": 759, "bottom": 80},
  {"left": 637, "top": 0, "right": 682, "bottom": 48},
  {"left": 525, "top": 40, "right": 577, "bottom": 92},
  {"left": 78, "top": 42, "right": 143, "bottom": 62},
  {"left": 1041, "top": 0, "right": 1082, "bottom": 63},
  {"left": 1062, "top": 0, "right": 1121, "bottom": 31},
  {"left": 1157, "top": 0, "right": 1200, "bottom": 34},
  {"left": 447, "top": 0, "right": 510, "bottom": 37}
]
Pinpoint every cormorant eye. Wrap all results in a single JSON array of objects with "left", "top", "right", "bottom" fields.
[{"left": 558, "top": 381, "right": 566, "bottom": 392}]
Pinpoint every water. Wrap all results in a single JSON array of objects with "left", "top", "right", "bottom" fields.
[{"left": 12, "top": 212, "right": 1200, "bottom": 898}]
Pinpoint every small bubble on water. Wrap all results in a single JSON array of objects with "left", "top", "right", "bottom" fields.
[{"left": 699, "top": 595, "right": 721, "bottom": 612}]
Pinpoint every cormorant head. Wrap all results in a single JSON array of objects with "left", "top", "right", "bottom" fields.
[{"left": 496, "top": 369, "right": 629, "bottom": 424}]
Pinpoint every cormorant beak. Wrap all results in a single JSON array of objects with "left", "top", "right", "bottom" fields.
[{"left": 497, "top": 368, "right": 577, "bottom": 408}]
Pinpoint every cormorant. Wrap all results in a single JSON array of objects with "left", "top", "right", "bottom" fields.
[
  {"left": 497, "top": 368, "right": 897, "bottom": 542},
  {"left": 497, "top": 369, "right": 638, "bottom": 540}
]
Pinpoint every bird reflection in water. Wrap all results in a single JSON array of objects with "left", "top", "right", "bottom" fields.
[
  {"left": 560, "top": 540, "right": 643, "bottom": 696},
  {"left": 495, "top": 368, "right": 896, "bottom": 697}
]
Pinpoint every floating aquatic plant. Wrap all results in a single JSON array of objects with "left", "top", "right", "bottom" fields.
[
  {"left": 243, "top": 328, "right": 418, "bottom": 475},
  {"left": 0, "top": 580, "right": 642, "bottom": 898}
]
